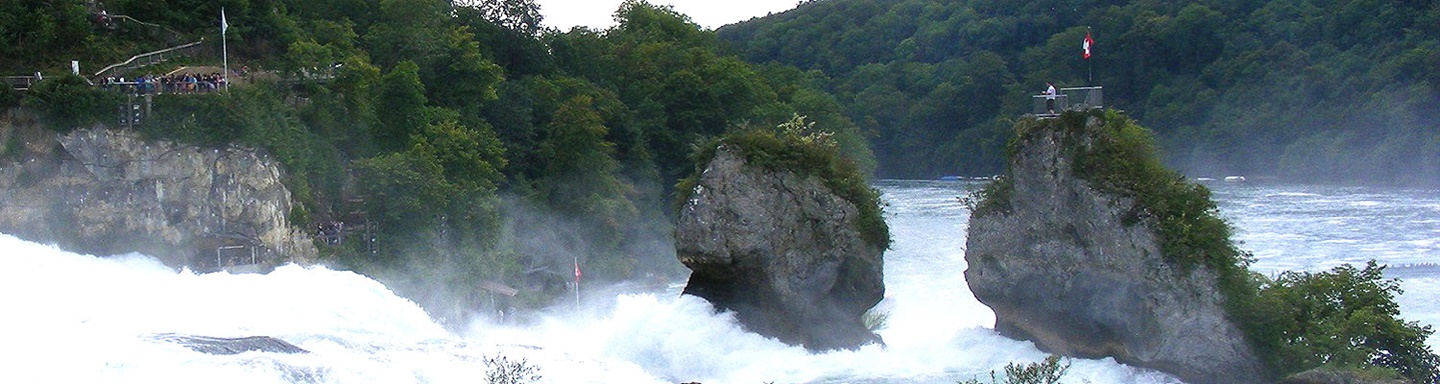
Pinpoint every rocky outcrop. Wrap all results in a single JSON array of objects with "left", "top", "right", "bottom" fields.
[
  {"left": 964, "top": 113, "right": 1265, "bottom": 383},
  {"left": 152, "top": 334, "right": 309, "bottom": 355},
  {"left": 0, "top": 111, "right": 315, "bottom": 268},
  {"left": 676, "top": 144, "right": 884, "bottom": 351}
]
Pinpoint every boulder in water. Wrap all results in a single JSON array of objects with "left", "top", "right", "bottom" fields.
[
  {"left": 153, "top": 333, "right": 308, "bottom": 355},
  {"left": 676, "top": 140, "right": 885, "bottom": 351}
]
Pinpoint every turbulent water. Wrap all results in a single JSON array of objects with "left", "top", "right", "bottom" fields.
[{"left": 2, "top": 180, "right": 1436, "bottom": 383}]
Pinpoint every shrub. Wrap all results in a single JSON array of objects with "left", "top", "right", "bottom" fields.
[
  {"left": 958, "top": 355, "right": 1070, "bottom": 384},
  {"left": 482, "top": 355, "right": 541, "bottom": 384},
  {"left": 20, "top": 74, "right": 121, "bottom": 132},
  {"left": 1247, "top": 261, "right": 1440, "bottom": 382}
]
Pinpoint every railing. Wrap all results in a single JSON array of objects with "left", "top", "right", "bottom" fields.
[
  {"left": 92, "top": 39, "right": 206, "bottom": 79},
  {"left": 1031, "top": 86, "right": 1104, "bottom": 116},
  {"left": 216, "top": 245, "right": 258, "bottom": 267},
  {"left": 1032, "top": 94, "right": 1069, "bottom": 116},
  {"left": 2, "top": 76, "right": 39, "bottom": 91}
]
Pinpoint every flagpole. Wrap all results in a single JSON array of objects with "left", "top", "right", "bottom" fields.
[
  {"left": 573, "top": 256, "right": 581, "bottom": 310},
  {"left": 221, "top": 8, "right": 229, "bottom": 91}
]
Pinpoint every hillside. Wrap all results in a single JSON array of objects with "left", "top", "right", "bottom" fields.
[
  {"left": 0, "top": 0, "right": 876, "bottom": 320},
  {"left": 718, "top": 0, "right": 1440, "bottom": 184}
]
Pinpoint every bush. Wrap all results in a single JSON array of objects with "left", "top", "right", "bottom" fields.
[
  {"left": 20, "top": 74, "right": 121, "bottom": 131},
  {"left": 1247, "top": 261, "right": 1440, "bottom": 382},
  {"left": 959, "top": 355, "right": 1070, "bottom": 384},
  {"left": 482, "top": 355, "right": 541, "bottom": 384}
]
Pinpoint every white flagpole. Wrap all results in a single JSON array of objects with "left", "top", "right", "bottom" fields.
[
  {"left": 221, "top": 8, "right": 229, "bottom": 91},
  {"left": 574, "top": 256, "right": 581, "bottom": 310}
]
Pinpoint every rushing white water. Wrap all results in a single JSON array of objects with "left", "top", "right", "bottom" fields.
[{"left": 2, "top": 180, "right": 1435, "bottom": 383}]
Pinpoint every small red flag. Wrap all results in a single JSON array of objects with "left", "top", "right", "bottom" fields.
[
  {"left": 1083, "top": 31, "right": 1094, "bottom": 59},
  {"left": 574, "top": 260, "right": 582, "bottom": 280}
]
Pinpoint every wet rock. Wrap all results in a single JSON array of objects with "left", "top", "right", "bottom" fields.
[
  {"left": 152, "top": 333, "right": 308, "bottom": 355},
  {"left": 676, "top": 144, "right": 884, "bottom": 351}
]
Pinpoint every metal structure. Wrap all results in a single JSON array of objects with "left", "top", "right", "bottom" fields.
[
  {"left": 1032, "top": 86, "right": 1104, "bottom": 116},
  {"left": 92, "top": 40, "right": 206, "bottom": 80}
]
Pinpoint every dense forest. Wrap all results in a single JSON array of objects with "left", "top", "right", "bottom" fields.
[
  {"left": 718, "top": 0, "right": 1440, "bottom": 184},
  {"left": 0, "top": 0, "right": 874, "bottom": 320}
]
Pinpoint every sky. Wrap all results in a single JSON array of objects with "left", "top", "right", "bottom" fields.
[{"left": 533, "top": 0, "right": 802, "bottom": 31}]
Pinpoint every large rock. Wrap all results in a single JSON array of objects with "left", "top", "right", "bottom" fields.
[
  {"left": 964, "top": 114, "right": 1265, "bottom": 383},
  {"left": 0, "top": 112, "right": 315, "bottom": 268},
  {"left": 677, "top": 144, "right": 884, "bottom": 351}
]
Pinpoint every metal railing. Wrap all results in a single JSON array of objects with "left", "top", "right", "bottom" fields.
[
  {"left": 92, "top": 39, "right": 206, "bottom": 79},
  {"left": 2, "top": 76, "right": 38, "bottom": 91},
  {"left": 216, "top": 245, "right": 258, "bottom": 267},
  {"left": 1031, "top": 86, "right": 1104, "bottom": 116}
]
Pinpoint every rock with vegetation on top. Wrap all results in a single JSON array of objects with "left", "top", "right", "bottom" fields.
[
  {"left": 0, "top": 112, "right": 315, "bottom": 267},
  {"left": 676, "top": 128, "right": 886, "bottom": 351},
  {"left": 964, "top": 111, "right": 1264, "bottom": 384}
]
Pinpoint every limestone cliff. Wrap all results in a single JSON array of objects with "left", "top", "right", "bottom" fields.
[
  {"left": 964, "top": 111, "right": 1265, "bottom": 383},
  {"left": 676, "top": 142, "right": 885, "bottom": 351},
  {"left": 0, "top": 110, "right": 315, "bottom": 268}
]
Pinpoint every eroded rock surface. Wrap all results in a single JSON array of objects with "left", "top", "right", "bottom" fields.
[
  {"left": 0, "top": 114, "right": 314, "bottom": 268},
  {"left": 964, "top": 114, "right": 1264, "bottom": 384},
  {"left": 677, "top": 144, "right": 883, "bottom": 351}
]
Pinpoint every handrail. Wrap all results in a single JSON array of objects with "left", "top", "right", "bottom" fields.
[
  {"left": 107, "top": 14, "right": 188, "bottom": 42},
  {"left": 92, "top": 39, "right": 206, "bottom": 79}
]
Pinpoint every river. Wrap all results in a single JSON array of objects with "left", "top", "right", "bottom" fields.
[{"left": 1, "top": 180, "right": 1435, "bottom": 383}]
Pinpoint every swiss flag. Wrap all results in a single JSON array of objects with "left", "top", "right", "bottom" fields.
[{"left": 1083, "top": 31, "right": 1094, "bottom": 59}]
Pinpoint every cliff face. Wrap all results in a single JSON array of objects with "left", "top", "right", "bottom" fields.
[
  {"left": 676, "top": 144, "right": 884, "bottom": 351},
  {"left": 0, "top": 112, "right": 315, "bottom": 268},
  {"left": 964, "top": 113, "right": 1264, "bottom": 384}
]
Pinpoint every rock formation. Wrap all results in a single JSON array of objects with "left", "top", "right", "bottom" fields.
[
  {"left": 152, "top": 333, "right": 309, "bottom": 355},
  {"left": 0, "top": 111, "right": 315, "bottom": 268},
  {"left": 964, "top": 112, "right": 1265, "bottom": 383},
  {"left": 676, "top": 143, "right": 884, "bottom": 351}
]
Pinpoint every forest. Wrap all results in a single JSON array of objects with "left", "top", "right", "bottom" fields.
[
  {"left": 0, "top": 0, "right": 874, "bottom": 320},
  {"left": 718, "top": 0, "right": 1440, "bottom": 184}
]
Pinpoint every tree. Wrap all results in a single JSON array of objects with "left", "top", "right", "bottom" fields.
[{"left": 375, "top": 61, "right": 428, "bottom": 152}]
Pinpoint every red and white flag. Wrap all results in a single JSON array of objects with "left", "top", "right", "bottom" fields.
[
  {"left": 574, "top": 259, "right": 582, "bottom": 281},
  {"left": 1083, "top": 31, "right": 1094, "bottom": 59}
]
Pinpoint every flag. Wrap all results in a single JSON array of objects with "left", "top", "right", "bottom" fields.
[
  {"left": 1083, "top": 31, "right": 1093, "bottom": 59},
  {"left": 221, "top": 8, "right": 228, "bottom": 34},
  {"left": 574, "top": 259, "right": 582, "bottom": 280}
]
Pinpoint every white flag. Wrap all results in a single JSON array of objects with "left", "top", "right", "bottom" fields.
[{"left": 221, "top": 8, "right": 228, "bottom": 34}]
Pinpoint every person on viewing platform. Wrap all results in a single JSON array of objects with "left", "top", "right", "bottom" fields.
[{"left": 1043, "top": 82, "right": 1058, "bottom": 114}]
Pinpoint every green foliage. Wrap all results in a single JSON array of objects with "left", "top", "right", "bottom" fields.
[
  {"left": 376, "top": 61, "right": 429, "bottom": 152},
  {"left": 680, "top": 115, "right": 890, "bottom": 248},
  {"left": 482, "top": 355, "right": 542, "bottom": 384},
  {"left": 958, "top": 355, "right": 1071, "bottom": 384},
  {"left": 1247, "top": 261, "right": 1440, "bottom": 382},
  {"left": 720, "top": 0, "right": 1440, "bottom": 185},
  {"left": 21, "top": 74, "right": 121, "bottom": 132}
]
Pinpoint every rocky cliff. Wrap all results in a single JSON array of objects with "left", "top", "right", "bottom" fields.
[
  {"left": 676, "top": 142, "right": 885, "bottom": 351},
  {"left": 964, "top": 111, "right": 1265, "bottom": 383},
  {"left": 0, "top": 110, "right": 315, "bottom": 268}
]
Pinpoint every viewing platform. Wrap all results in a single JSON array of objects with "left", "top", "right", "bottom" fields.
[{"left": 1033, "top": 86, "right": 1103, "bottom": 117}]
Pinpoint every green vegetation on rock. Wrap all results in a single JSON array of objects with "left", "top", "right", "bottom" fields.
[
  {"left": 680, "top": 115, "right": 890, "bottom": 248},
  {"left": 975, "top": 110, "right": 1440, "bottom": 382}
]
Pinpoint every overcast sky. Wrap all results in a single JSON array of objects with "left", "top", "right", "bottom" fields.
[{"left": 533, "top": 0, "right": 801, "bottom": 31}]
